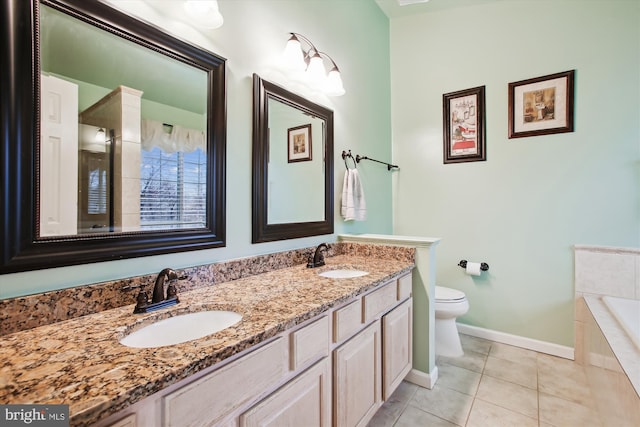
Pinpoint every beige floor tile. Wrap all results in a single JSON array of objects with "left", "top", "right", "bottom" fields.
[
  {"left": 484, "top": 355, "right": 538, "bottom": 389},
  {"left": 394, "top": 405, "right": 458, "bottom": 427},
  {"left": 409, "top": 384, "right": 474, "bottom": 426},
  {"left": 367, "top": 381, "right": 417, "bottom": 426},
  {"left": 537, "top": 352, "right": 594, "bottom": 406},
  {"left": 538, "top": 352, "right": 587, "bottom": 377},
  {"left": 466, "top": 399, "right": 538, "bottom": 427},
  {"left": 436, "top": 362, "right": 482, "bottom": 396},
  {"left": 366, "top": 405, "right": 400, "bottom": 427},
  {"left": 476, "top": 375, "right": 538, "bottom": 419},
  {"left": 489, "top": 342, "right": 538, "bottom": 369},
  {"left": 369, "top": 338, "right": 619, "bottom": 427},
  {"left": 366, "top": 407, "right": 397, "bottom": 427},
  {"left": 460, "top": 334, "right": 492, "bottom": 355},
  {"left": 387, "top": 380, "right": 419, "bottom": 405},
  {"left": 538, "top": 368, "right": 594, "bottom": 406},
  {"left": 539, "top": 392, "right": 603, "bottom": 427},
  {"left": 438, "top": 349, "right": 487, "bottom": 373}
]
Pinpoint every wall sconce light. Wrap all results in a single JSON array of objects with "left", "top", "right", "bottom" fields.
[
  {"left": 183, "top": 0, "right": 223, "bottom": 29},
  {"left": 282, "top": 32, "right": 345, "bottom": 96}
]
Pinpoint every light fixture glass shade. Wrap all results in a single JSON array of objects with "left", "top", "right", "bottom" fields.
[
  {"left": 184, "top": 1, "right": 223, "bottom": 29},
  {"left": 95, "top": 128, "right": 106, "bottom": 143},
  {"left": 306, "top": 53, "right": 327, "bottom": 85},
  {"left": 281, "top": 33, "right": 346, "bottom": 96},
  {"left": 282, "top": 36, "right": 306, "bottom": 71},
  {"left": 325, "top": 68, "right": 345, "bottom": 96}
]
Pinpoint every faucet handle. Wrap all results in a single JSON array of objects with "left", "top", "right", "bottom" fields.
[
  {"left": 166, "top": 283, "right": 180, "bottom": 302},
  {"left": 133, "top": 290, "right": 149, "bottom": 313}
]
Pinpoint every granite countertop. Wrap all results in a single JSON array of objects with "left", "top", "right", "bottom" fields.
[{"left": 0, "top": 255, "right": 413, "bottom": 426}]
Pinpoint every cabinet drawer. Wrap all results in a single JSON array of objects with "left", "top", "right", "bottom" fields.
[
  {"left": 240, "top": 358, "right": 331, "bottom": 427},
  {"left": 397, "top": 273, "right": 412, "bottom": 301},
  {"left": 363, "top": 281, "right": 397, "bottom": 323},
  {"left": 290, "top": 316, "right": 329, "bottom": 370},
  {"left": 333, "top": 299, "right": 363, "bottom": 343},
  {"left": 163, "top": 338, "right": 287, "bottom": 426}
]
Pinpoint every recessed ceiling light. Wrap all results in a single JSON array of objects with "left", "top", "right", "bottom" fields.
[{"left": 397, "top": 0, "right": 430, "bottom": 6}]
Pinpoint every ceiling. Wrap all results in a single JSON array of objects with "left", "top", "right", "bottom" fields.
[
  {"left": 41, "top": 2, "right": 207, "bottom": 116},
  {"left": 375, "top": 0, "right": 506, "bottom": 18}
]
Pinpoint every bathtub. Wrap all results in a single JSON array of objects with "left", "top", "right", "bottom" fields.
[
  {"left": 602, "top": 296, "right": 640, "bottom": 351},
  {"left": 582, "top": 295, "right": 640, "bottom": 425}
]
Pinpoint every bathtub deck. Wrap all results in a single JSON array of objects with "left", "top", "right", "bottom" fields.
[{"left": 584, "top": 295, "right": 640, "bottom": 397}]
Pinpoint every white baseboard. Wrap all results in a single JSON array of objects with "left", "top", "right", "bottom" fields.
[
  {"left": 404, "top": 366, "right": 438, "bottom": 389},
  {"left": 457, "top": 323, "right": 575, "bottom": 360}
]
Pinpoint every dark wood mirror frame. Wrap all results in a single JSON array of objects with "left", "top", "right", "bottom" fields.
[
  {"left": 252, "top": 74, "right": 334, "bottom": 243},
  {"left": 0, "top": 0, "right": 227, "bottom": 274}
]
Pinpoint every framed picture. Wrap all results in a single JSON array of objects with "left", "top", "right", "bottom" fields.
[
  {"left": 508, "top": 70, "right": 575, "bottom": 138},
  {"left": 443, "top": 85, "right": 486, "bottom": 164},
  {"left": 287, "top": 124, "right": 312, "bottom": 162}
]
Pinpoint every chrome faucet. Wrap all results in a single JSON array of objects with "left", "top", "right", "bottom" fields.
[{"left": 307, "top": 243, "right": 330, "bottom": 268}]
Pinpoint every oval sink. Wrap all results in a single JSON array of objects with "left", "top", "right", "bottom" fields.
[
  {"left": 319, "top": 269, "right": 369, "bottom": 279},
  {"left": 120, "top": 310, "right": 242, "bottom": 348}
]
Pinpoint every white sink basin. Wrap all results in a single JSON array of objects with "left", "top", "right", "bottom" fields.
[
  {"left": 319, "top": 269, "right": 369, "bottom": 279},
  {"left": 120, "top": 310, "right": 242, "bottom": 348}
]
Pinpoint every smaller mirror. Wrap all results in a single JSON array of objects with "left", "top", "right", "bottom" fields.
[{"left": 252, "top": 74, "right": 334, "bottom": 243}]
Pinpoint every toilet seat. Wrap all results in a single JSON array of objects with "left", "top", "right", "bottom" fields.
[{"left": 435, "top": 286, "right": 466, "bottom": 302}]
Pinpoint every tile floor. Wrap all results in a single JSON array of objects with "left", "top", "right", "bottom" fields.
[{"left": 368, "top": 334, "right": 604, "bottom": 427}]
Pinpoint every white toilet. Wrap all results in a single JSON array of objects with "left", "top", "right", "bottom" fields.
[{"left": 434, "top": 286, "right": 469, "bottom": 357}]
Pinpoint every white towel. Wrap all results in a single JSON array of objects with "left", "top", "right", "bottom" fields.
[{"left": 341, "top": 169, "right": 367, "bottom": 221}]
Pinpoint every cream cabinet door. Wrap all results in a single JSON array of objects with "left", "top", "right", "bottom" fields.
[
  {"left": 240, "top": 358, "right": 331, "bottom": 427},
  {"left": 382, "top": 298, "right": 412, "bottom": 400},
  {"left": 333, "top": 322, "right": 381, "bottom": 427}
]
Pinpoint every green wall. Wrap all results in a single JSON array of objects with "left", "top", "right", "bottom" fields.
[
  {"left": 1, "top": 0, "right": 392, "bottom": 298},
  {"left": 391, "top": 0, "right": 640, "bottom": 346},
  {"left": 10, "top": 0, "right": 636, "bottom": 353}
]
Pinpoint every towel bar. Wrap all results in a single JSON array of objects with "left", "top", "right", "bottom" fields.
[{"left": 341, "top": 150, "right": 398, "bottom": 171}]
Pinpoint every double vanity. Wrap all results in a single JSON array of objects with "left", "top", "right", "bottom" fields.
[
  {"left": 1, "top": 2, "right": 416, "bottom": 425},
  {"left": 0, "top": 250, "right": 414, "bottom": 426}
]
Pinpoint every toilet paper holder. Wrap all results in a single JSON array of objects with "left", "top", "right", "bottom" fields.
[{"left": 458, "top": 260, "right": 489, "bottom": 271}]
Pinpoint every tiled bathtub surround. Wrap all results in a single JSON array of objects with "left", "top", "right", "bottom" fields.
[
  {"left": 574, "top": 245, "right": 640, "bottom": 299},
  {"left": 574, "top": 245, "right": 640, "bottom": 425},
  {"left": 574, "top": 245, "right": 640, "bottom": 363},
  {"left": 0, "top": 242, "right": 413, "bottom": 336}
]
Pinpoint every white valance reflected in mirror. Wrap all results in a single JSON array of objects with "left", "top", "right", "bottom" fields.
[
  {"left": 267, "top": 98, "right": 325, "bottom": 224},
  {"left": 39, "top": 3, "right": 207, "bottom": 237}
]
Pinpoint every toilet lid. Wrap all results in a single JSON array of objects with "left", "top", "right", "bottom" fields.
[{"left": 435, "top": 286, "right": 466, "bottom": 301}]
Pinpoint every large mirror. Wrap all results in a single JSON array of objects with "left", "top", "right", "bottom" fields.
[
  {"left": 252, "top": 74, "right": 334, "bottom": 243},
  {"left": 0, "top": 0, "right": 226, "bottom": 274}
]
